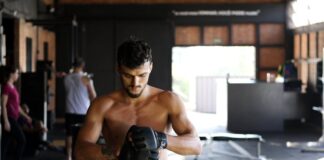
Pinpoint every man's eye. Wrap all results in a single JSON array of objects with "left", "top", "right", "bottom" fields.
[{"left": 124, "top": 74, "right": 132, "bottom": 78}]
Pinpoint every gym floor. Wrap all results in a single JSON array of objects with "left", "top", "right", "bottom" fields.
[{"left": 22, "top": 112, "right": 324, "bottom": 160}]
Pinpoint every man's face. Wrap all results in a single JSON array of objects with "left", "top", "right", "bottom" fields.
[{"left": 119, "top": 62, "right": 152, "bottom": 98}]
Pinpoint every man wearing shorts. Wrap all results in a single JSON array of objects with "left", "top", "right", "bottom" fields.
[{"left": 64, "top": 57, "right": 97, "bottom": 160}]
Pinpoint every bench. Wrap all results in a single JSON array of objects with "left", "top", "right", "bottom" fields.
[{"left": 196, "top": 133, "right": 265, "bottom": 160}]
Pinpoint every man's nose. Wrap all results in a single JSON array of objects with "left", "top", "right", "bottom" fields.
[{"left": 131, "top": 76, "right": 139, "bottom": 86}]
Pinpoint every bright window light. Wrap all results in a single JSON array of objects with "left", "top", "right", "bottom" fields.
[
  {"left": 172, "top": 45, "right": 255, "bottom": 106},
  {"left": 289, "top": 0, "right": 324, "bottom": 28}
]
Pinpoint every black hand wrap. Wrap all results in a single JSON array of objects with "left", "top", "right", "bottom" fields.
[{"left": 119, "top": 125, "right": 168, "bottom": 160}]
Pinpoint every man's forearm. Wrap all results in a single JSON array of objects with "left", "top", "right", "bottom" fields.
[
  {"left": 166, "top": 134, "right": 202, "bottom": 155},
  {"left": 75, "top": 141, "right": 113, "bottom": 160},
  {"left": 87, "top": 85, "right": 97, "bottom": 101}
]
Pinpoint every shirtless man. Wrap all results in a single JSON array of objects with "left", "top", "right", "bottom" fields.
[{"left": 75, "top": 38, "right": 202, "bottom": 160}]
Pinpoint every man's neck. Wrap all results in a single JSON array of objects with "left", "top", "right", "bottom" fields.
[{"left": 73, "top": 67, "right": 83, "bottom": 73}]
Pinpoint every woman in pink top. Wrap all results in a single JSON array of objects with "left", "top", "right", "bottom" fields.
[{"left": 1, "top": 66, "right": 31, "bottom": 160}]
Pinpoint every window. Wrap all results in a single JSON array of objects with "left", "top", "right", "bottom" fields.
[{"left": 172, "top": 46, "right": 256, "bottom": 126}]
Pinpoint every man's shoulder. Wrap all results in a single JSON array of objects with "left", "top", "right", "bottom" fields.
[
  {"left": 91, "top": 91, "right": 122, "bottom": 106},
  {"left": 155, "top": 90, "right": 186, "bottom": 114},
  {"left": 65, "top": 72, "right": 74, "bottom": 77},
  {"left": 63, "top": 73, "right": 74, "bottom": 81},
  {"left": 151, "top": 86, "right": 176, "bottom": 97},
  {"left": 93, "top": 94, "right": 115, "bottom": 106},
  {"left": 155, "top": 89, "right": 181, "bottom": 103},
  {"left": 87, "top": 95, "right": 114, "bottom": 115},
  {"left": 150, "top": 86, "right": 171, "bottom": 95},
  {"left": 65, "top": 72, "right": 81, "bottom": 78}
]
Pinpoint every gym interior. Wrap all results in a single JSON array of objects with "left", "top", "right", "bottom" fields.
[{"left": 0, "top": 0, "right": 324, "bottom": 159}]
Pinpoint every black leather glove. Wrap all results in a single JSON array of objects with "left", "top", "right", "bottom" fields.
[
  {"left": 128, "top": 125, "right": 167, "bottom": 150},
  {"left": 119, "top": 125, "right": 167, "bottom": 160},
  {"left": 119, "top": 143, "right": 158, "bottom": 160}
]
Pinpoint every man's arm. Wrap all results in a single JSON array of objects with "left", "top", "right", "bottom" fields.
[
  {"left": 87, "top": 79, "right": 97, "bottom": 100},
  {"left": 164, "top": 92, "right": 202, "bottom": 155},
  {"left": 82, "top": 76, "right": 97, "bottom": 100},
  {"left": 74, "top": 98, "right": 110, "bottom": 160}
]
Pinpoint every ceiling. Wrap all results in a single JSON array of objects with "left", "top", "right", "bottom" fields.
[{"left": 42, "top": 0, "right": 285, "bottom": 5}]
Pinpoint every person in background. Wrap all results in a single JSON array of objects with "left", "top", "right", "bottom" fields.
[
  {"left": 64, "top": 57, "right": 97, "bottom": 160},
  {"left": 1, "top": 65, "right": 31, "bottom": 160},
  {"left": 18, "top": 104, "right": 48, "bottom": 156}
]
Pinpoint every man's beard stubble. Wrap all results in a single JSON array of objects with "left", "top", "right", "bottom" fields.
[{"left": 125, "top": 84, "right": 146, "bottom": 98}]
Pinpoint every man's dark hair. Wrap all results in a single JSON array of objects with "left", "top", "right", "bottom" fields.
[
  {"left": 72, "top": 57, "right": 85, "bottom": 68},
  {"left": 117, "top": 38, "right": 152, "bottom": 69}
]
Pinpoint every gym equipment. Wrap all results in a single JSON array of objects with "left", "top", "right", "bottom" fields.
[
  {"left": 286, "top": 104, "right": 324, "bottom": 152},
  {"left": 195, "top": 133, "right": 266, "bottom": 160}
]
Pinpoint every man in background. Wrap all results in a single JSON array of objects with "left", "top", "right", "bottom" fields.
[{"left": 64, "top": 57, "right": 96, "bottom": 160}]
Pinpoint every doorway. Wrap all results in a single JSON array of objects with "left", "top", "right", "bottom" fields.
[{"left": 172, "top": 46, "right": 256, "bottom": 133}]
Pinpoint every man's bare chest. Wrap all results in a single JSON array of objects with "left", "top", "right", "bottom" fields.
[{"left": 105, "top": 103, "right": 169, "bottom": 131}]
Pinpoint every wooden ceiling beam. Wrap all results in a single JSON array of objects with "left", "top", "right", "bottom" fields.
[{"left": 43, "top": 0, "right": 284, "bottom": 5}]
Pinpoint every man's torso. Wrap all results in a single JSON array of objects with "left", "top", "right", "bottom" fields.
[
  {"left": 64, "top": 73, "right": 90, "bottom": 114},
  {"left": 100, "top": 86, "right": 171, "bottom": 159}
]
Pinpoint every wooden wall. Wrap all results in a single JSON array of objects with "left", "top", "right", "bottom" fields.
[
  {"left": 16, "top": 19, "right": 37, "bottom": 72},
  {"left": 171, "top": 4, "right": 287, "bottom": 81},
  {"left": 55, "top": 0, "right": 284, "bottom": 4},
  {"left": 175, "top": 23, "right": 286, "bottom": 81},
  {"left": 294, "top": 30, "right": 324, "bottom": 93},
  {"left": 16, "top": 20, "right": 56, "bottom": 71},
  {"left": 14, "top": 19, "right": 56, "bottom": 112}
]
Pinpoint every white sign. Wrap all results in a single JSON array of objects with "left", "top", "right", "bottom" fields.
[{"left": 173, "top": 10, "right": 261, "bottom": 16}]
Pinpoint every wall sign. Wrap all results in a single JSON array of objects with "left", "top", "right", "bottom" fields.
[{"left": 173, "top": 9, "right": 261, "bottom": 17}]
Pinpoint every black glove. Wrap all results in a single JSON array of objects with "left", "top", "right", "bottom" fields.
[
  {"left": 119, "top": 143, "right": 158, "bottom": 160},
  {"left": 119, "top": 125, "right": 167, "bottom": 160},
  {"left": 128, "top": 125, "right": 167, "bottom": 150}
]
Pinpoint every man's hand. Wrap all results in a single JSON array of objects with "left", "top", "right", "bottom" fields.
[
  {"left": 119, "top": 125, "right": 168, "bottom": 160},
  {"left": 128, "top": 125, "right": 167, "bottom": 150}
]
